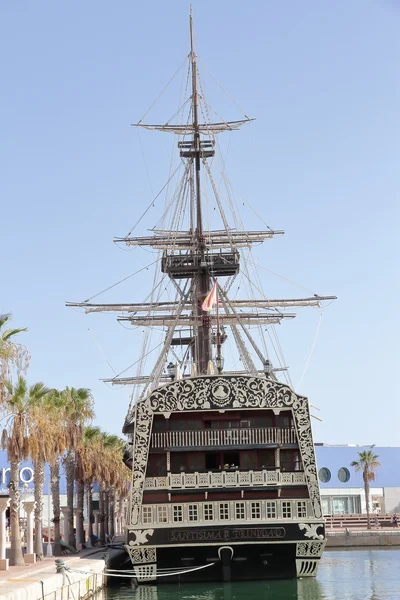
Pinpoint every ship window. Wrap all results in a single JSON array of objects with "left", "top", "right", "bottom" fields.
[
  {"left": 223, "top": 452, "right": 240, "bottom": 469},
  {"left": 171, "top": 453, "right": 187, "bottom": 472},
  {"left": 142, "top": 506, "right": 153, "bottom": 524},
  {"left": 251, "top": 502, "right": 261, "bottom": 519},
  {"left": 280, "top": 450, "right": 301, "bottom": 472},
  {"left": 146, "top": 454, "right": 167, "bottom": 477},
  {"left": 157, "top": 506, "right": 168, "bottom": 523},
  {"left": 188, "top": 453, "right": 204, "bottom": 472},
  {"left": 282, "top": 501, "right": 292, "bottom": 519},
  {"left": 173, "top": 505, "right": 183, "bottom": 522},
  {"left": 170, "top": 419, "right": 202, "bottom": 431},
  {"left": 152, "top": 418, "right": 165, "bottom": 433},
  {"left": 297, "top": 501, "right": 307, "bottom": 518},
  {"left": 258, "top": 449, "right": 275, "bottom": 468},
  {"left": 204, "top": 504, "right": 214, "bottom": 521},
  {"left": 318, "top": 467, "right": 331, "bottom": 483},
  {"left": 235, "top": 502, "right": 246, "bottom": 520},
  {"left": 266, "top": 501, "right": 276, "bottom": 519},
  {"left": 240, "top": 451, "right": 257, "bottom": 470},
  {"left": 205, "top": 453, "right": 220, "bottom": 470},
  {"left": 188, "top": 505, "right": 198, "bottom": 522},
  {"left": 338, "top": 467, "right": 350, "bottom": 483},
  {"left": 219, "top": 503, "right": 230, "bottom": 520}
]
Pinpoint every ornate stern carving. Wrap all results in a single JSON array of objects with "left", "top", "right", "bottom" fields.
[
  {"left": 298, "top": 523, "right": 324, "bottom": 540},
  {"left": 128, "top": 375, "right": 323, "bottom": 525},
  {"left": 128, "top": 529, "right": 155, "bottom": 546}
]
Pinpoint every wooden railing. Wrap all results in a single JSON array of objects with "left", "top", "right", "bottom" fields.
[
  {"left": 144, "top": 469, "right": 306, "bottom": 490},
  {"left": 151, "top": 427, "right": 296, "bottom": 449}
]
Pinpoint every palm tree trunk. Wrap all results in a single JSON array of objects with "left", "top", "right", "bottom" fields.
[
  {"left": 109, "top": 489, "right": 115, "bottom": 539},
  {"left": 50, "top": 461, "right": 61, "bottom": 555},
  {"left": 364, "top": 472, "right": 371, "bottom": 530},
  {"left": 64, "top": 451, "right": 76, "bottom": 548},
  {"left": 86, "top": 484, "right": 94, "bottom": 545},
  {"left": 33, "top": 458, "right": 44, "bottom": 558},
  {"left": 9, "top": 458, "right": 24, "bottom": 566},
  {"left": 104, "top": 490, "right": 109, "bottom": 540},
  {"left": 99, "top": 487, "right": 105, "bottom": 545},
  {"left": 76, "top": 479, "right": 85, "bottom": 548}
]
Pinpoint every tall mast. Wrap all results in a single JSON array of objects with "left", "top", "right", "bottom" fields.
[
  {"left": 189, "top": 8, "right": 211, "bottom": 374},
  {"left": 189, "top": 8, "right": 203, "bottom": 238}
]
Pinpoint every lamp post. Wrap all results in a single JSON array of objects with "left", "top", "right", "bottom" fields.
[{"left": 264, "top": 360, "right": 273, "bottom": 378}]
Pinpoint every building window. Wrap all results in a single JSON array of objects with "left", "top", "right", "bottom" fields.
[
  {"left": 188, "top": 504, "right": 199, "bottom": 522},
  {"left": 219, "top": 503, "right": 230, "bottom": 520},
  {"left": 297, "top": 501, "right": 307, "bottom": 518},
  {"left": 338, "top": 467, "right": 350, "bottom": 483},
  {"left": 251, "top": 502, "right": 261, "bottom": 519},
  {"left": 266, "top": 501, "right": 276, "bottom": 519},
  {"left": 204, "top": 503, "right": 214, "bottom": 521},
  {"left": 318, "top": 467, "right": 331, "bottom": 483},
  {"left": 142, "top": 506, "right": 153, "bottom": 524},
  {"left": 282, "top": 501, "right": 292, "bottom": 519},
  {"left": 173, "top": 505, "right": 183, "bottom": 522},
  {"left": 235, "top": 502, "right": 245, "bottom": 520},
  {"left": 157, "top": 506, "right": 168, "bottom": 523}
]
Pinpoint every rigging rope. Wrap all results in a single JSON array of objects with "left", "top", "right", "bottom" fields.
[
  {"left": 83, "top": 259, "right": 161, "bottom": 303},
  {"left": 297, "top": 313, "right": 323, "bottom": 390}
]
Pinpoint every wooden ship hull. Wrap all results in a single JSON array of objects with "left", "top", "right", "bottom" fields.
[{"left": 123, "top": 375, "right": 326, "bottom": 583}]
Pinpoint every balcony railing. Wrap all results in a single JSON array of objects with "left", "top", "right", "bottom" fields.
[
  {"left": 144, "top": 469, "right": 306, "bottom": 490},
  {"left": 151, "top": 427, "right": 296, "bottom": 449}
]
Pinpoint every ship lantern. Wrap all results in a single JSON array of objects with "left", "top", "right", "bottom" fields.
[
  {"left": 264, "top": 359, "right": 273, "bottom": 378},
  {"left": 167, "top": 361, "right": 176, "bottom": 380},
  {"left": 215, "top": 354, "right": 224, "bottom": 374}
]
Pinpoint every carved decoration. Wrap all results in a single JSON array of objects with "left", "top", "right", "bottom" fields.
[
  {"left": 298, "top": 523, "right": 324, "bottom": 540},
  {"left": 128, "top": 529, "right": 155, "bottom": 546},
  {"left": 296, "top": 541, "right": 324, "bottom": 557},
  {"left": 125, "top": 545, "right": 156, "bottom": 564},
  {"left": 128, "top": 375, "right": 322, "bottom": 525}
]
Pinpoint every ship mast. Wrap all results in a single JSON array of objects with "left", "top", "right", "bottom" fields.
[{"left": 189, "top": 9, "right": 211, "bottom": 374}]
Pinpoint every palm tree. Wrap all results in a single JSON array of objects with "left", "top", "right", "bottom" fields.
[
  {"left": 0, "top": 377, "right": 50, "bottom": 565},
  {"left": 0, "top": 314, "right": 28, "bottom": 401},
  {"left": 75, "top": 425, "right": 101, "bottom": 547},
  {"left": 351, "top": 450, "right": 381, "bottom": 529},
  {"left": 30, "top": 390, "right": 66, "bottom": 557},
  {"left": 61, "top": 387, "right": 94, "bottom": 548},
  {"left": 46, "top": 390, "right": 68, "bottom": 556}
]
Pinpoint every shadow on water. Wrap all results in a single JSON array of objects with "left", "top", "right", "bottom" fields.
[
  {"left": 98, "top": 550, "right": 400, "bottom": 600},
  {"left": 101, "top": 578, "right": 322, "bottom": 600}
]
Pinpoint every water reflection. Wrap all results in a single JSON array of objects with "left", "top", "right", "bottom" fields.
[
  {"left": 99, "top": 550, "right": 400, "bottom": 600},
  {"left": 102, "top": 578, "right": 323, "bottom": 600}
]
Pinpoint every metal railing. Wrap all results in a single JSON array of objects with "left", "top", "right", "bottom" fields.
[
  {"left": 144, "top": 469, "right": 305, "bottom": 490},
  {"left": 151, "top": 427, "right": 296, "bottom": 449}
]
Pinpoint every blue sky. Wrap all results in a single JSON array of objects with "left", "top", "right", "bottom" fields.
[{"left": 1, "top": 1, "right": 398, "bottom": 444}]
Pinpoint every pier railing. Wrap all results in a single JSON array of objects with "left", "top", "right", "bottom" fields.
[
  {"left": 144, "top": 469, "right": 305, "bottom": 490},
  {"left": 151, "top": 427, "right": 296, "bottom": 449}
]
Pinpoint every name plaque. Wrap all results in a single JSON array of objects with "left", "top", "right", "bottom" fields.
[{"left": 168, "top": 527, "right": 286, "bottom": 543}]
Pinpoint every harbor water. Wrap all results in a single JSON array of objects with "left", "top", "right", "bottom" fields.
[{"left": 98, "top": 549, "right": 400, "bottom": 600}]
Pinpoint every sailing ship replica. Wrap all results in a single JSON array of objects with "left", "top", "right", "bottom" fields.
[{"left": 68, "top": 11, "right": 336, "bottom": 583}]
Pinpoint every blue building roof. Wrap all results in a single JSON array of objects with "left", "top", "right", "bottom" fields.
[{"left": 315, "top": 445, "right": 399, "bottom": 488}]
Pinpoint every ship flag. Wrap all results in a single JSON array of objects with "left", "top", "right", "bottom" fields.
[{"left": 202, "top": 281, "right": 218, "bottom": 311}]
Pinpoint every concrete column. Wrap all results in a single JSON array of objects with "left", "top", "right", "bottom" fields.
[
  {"left": 23, "top": 501, "right": 35, "bottom": 554},
  {"left": 74, "top": 508, "right": 81, "bottom": 549},
  {"left": 0, "top": 498, "right": 9, "bottom": 567},
  {"left": 93, "top": 510, "right": 100, "bottom": 538},
  {"left": 61, "top": 507, "right": 69, "bottom": 544}
]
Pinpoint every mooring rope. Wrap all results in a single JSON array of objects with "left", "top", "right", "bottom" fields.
[{"left": 65, "top": 561, "right": 216, "bottom": 579}]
